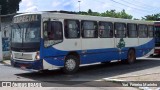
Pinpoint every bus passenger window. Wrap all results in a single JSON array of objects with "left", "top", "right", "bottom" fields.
[
  {"left": 82, "top": 21, "right": 98, "bottom": 38},
  {"left": 99, "top": 22, "right": 113, "bottom": 38},
  {"left": 64, "top": 20, "right": 80, "bottom": 38},
  {"left": 148, "top": 25, "right": 154, "bottom": 37},
  {"left": 138, "top": 24, "right": 148, "bottom": 38},
  {"left": 127, "top": 23, "right": 137, "bottom": 38},
  {"left": 115, "top": 23, "right": 126, "bottom": 38}
]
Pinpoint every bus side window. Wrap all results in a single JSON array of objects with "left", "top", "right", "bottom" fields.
[
  {"left": 81, "top": 20, "right": 98, "bottom": 38},
  {"left": 115, "top": 23, "right": 126, "bottom": 38},
  {"left": 148, "top": 25, "right": 154, "bottom": 37},
  {"left": 99, "top": 21, "right": 113, "bottom": 38},
  {"left": 127, "top": 23, "right": 138, "bottom": 38},
  {"left": 138, "top": 24, "right": 148, "bottom": 38},
  {"left": 64, "top": 19, "right": 80, "bottom": 38}
]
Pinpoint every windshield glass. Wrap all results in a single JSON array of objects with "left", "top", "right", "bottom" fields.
[
  {"left": 11, "top": 14, "right": 41, "bottom": 51},
  {"left": 12, "top": 22, "right": 40, "bottom": 43}
]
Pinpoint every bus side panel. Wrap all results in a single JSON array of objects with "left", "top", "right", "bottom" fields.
[
  {"left": 119, "top": 38, "right": 138, "bottom": 60},
  {"left": 40, "top": 39, "right": 82, "bottom": 68},
  {"left": 39, "top": 37, "right": 154, "bottom": 69},
  {"left": 80, "top": 38, "right": 119, "bottom": 64},
  {"left": 136, "top": 38, "right": 154, "bottom": 57},
  {"left": 80, "top": 48, "right": 119, "bottom": 64}
]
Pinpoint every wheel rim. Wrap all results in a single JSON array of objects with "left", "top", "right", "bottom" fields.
[{"left": 65, "top": 59, "right": 76, "bottom": 71}]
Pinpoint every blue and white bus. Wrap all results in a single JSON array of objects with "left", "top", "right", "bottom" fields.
[{"left": 10, "top": 12, "right": 154, "bottom": 73}]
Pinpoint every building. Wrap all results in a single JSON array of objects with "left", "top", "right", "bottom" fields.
[{"left": 0, "top": 13, "right": 18, "bottom": 59}]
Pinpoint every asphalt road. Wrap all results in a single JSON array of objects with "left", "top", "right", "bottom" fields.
[{"left": 0, "top": 56, "right": 160, "bottom": 89}]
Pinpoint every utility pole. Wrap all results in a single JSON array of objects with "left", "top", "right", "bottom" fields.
[
  {"left": 0, "top": 5, "right": 3, "bottom": 61},
  {"left": 78, "top": 1, "right": 81, "bottom": 12}
]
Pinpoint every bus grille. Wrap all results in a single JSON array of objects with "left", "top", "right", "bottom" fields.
[{"left": 14, "top": 53, "right": 33, "bottom": 60}]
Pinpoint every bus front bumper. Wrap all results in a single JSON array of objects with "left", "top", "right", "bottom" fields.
[{"left": 11, "top": 59, "right": 43, "bottom": 70}]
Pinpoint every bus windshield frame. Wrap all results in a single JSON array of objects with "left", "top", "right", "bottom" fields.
[{"left": 11, "top": 14, "right": 41, "bottom": 52}]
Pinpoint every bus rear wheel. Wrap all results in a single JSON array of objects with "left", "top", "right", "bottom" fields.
[
  {"left": 63, "top": 55, "right": 79, "bottom": 74},
  {"left": 127, "top": 49, "right": 136, "bottom": 64}
]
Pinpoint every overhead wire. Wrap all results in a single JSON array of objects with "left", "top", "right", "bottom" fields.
[
  {"left": 109, "top": 0, "right": 152, "bottom": 13},
  {"left": 95, "top": 0, "right": 151, "bottom": 15},
  {"left": 120, "top": 0, "right": 160, "bottom": 14}
]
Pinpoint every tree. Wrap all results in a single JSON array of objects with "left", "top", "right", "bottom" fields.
[
  {"left": 101, "top": 9, "right": 132, "bottom": 19},
  {"left": 119, "top": 9, "right": 132, "bottom": 19},
  {"left": 79, "top": 9, "right": 100, "bottom": 16},
  {"left": 0, "top": 0, "right": 21, "bottom": 15},
  {"left": 142, "top": 14, "right": 160, "bottom": 21},
  {"left": 88, "top": 9, "right": 92, "bottom": 14},
  {"left": 79, "top": 9, "right": 133, "bottom": 19}
]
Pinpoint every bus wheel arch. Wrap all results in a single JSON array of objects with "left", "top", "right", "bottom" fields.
[
  {"left": 127, "top": 48, "right": 136, "bottom": 64},
  {"left": 63, "top": 52, "right": 80, "bottom": 74}
]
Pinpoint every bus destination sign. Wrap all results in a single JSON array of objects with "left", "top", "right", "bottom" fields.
[{"left": 13, "top": 14, "right": 40, "bottom": 23}]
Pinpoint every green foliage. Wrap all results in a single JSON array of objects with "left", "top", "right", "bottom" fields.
[
  {"left": 80, "top": 9, "right": 100, "bottom": 16},
  {"left": 142, "top": 14, "right": 160, "bottom": 21},
  {"left": 79, "top": 9, "right": 133, "bottom": 19},
  {"left": 0, "top": 0, "right": 21, "bottom": 15}
]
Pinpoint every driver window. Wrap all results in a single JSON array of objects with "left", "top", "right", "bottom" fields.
[{"left": 43, "top": 21, "right": 63, "bottom": 47}]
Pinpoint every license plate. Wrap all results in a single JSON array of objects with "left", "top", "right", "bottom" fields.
[{"left": 21, "top": 66, "right": 26, "bottom": 69}]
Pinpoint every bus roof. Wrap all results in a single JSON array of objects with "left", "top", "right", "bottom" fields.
[{"left": 14, "top": 11, "right": 154, "bottom": 25}]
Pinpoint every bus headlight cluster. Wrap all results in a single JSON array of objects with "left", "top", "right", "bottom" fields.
[{"left": 35, "top": 51, "right": 40, "bottom": 60}]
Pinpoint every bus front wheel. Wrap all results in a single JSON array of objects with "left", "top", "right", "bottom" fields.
[
  {"left": 63, "top": 55, "right": 80, "bottom": 74},
  {"left": 127, "top": 49, "right": 136, "bottom": 64}
]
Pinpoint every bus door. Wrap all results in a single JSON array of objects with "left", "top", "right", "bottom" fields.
[{"left": 41, "top": 18, "right": 63, "bottom": 59}]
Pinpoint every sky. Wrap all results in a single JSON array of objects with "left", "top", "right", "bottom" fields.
[{"left": 18, "top": 0, "right": 160, "bottom": 19}]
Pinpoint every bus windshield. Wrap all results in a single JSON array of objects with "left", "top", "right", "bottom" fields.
[
  {"left": 12, "top": 22, "right": 40, "bottom": 43},
  {"left": 11, "top": 14, "right": 41, "bottom": 52}
]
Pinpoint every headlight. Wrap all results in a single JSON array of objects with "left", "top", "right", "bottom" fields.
[{"left": 35, "top": 51, "right": 40, "bottom": 60}]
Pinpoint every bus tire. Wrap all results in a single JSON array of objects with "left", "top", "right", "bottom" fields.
[
  {"left": 63, "top": 55, "right": 80, "bottom": 74},
  {"left": 127, "top": 49, "right": 136, "bottom": 64}
]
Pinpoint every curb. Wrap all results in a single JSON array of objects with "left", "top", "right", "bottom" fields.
[
  {"left": 102, "top": 78, "right": 125, "bottom": 82},
  {"left": 0, "top": 60, "right": 11, "bottom": 65}
]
